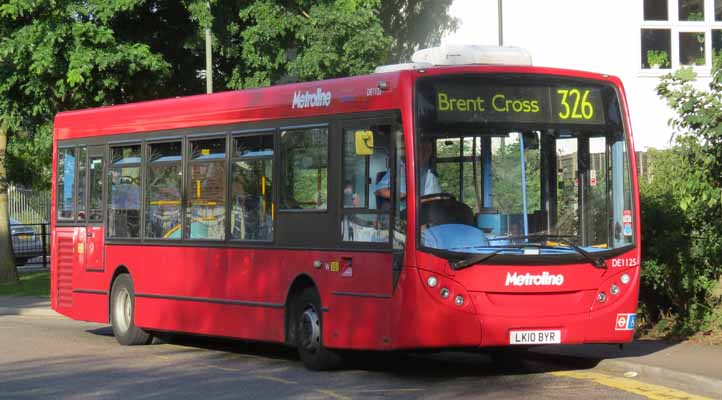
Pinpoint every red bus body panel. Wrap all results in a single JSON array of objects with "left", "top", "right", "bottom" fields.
[{"left": 51, "top": 65, "right": 641, "bottom": 350}]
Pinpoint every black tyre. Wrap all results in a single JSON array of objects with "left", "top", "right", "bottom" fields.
[
  {"left": 292, "top": 287, "right": 342, "bottom": 370},
  {"left": 110, "top": 274, "right": 152, "bottom": 346}
]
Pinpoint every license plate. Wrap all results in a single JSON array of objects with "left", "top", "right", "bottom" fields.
[{"left": 509, "top": 329, "right": 561, "bottom": 345}]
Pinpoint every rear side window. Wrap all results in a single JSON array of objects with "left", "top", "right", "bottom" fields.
[
  {"left": 57, "top": 148, "right": 76, "bottom": 221},
  {"left": 108, "top": 145, "right": 141, "bottom": 237},
  {"left": 279, "top": 127, "right": 328, "bottom": 210}
]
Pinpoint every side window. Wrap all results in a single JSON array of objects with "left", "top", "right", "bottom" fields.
[
  {"left": 231, "top": 134, "right": 274, "bottom": 241},
  {"left": 146, "top": 141, "right": 182, "bottom": 239},
  {"left": 77, "top": 147, "right": 87, "bottom": 221},
  {"left": 280, "top": 127, "right": 328, "bottom": 210},
  {"left": 108, "top": 145, "right": 142, "bottom": 238},
  {"left": 340, "top": 125, "right": 392, "bottom": 243},
  {"left": 88, "top": 155, "right": 104, "bottom": 222},
  {"left": 57, "top": 148, "right": 76, "bottom": 221},
  {"left": 186, "top": 137, "right": 226, "bottom": 240}
]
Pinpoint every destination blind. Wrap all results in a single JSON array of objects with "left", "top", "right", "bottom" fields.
[{"left": 433, "top": 83, "right": 605, "bottom": 125}]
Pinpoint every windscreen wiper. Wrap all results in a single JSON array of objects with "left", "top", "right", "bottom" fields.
[
  {"left": 451, "top": 249, "right": 506, "bottom": 270},
  {"left": 496, "top": 234, "right": 607, "bottom": 269}
]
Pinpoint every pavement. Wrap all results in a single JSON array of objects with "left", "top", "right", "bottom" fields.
[{"left": 1, "top": 295, "right": 721, "bottom": 398}]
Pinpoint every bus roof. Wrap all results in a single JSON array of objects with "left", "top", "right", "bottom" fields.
[{"left": 53, "top": 65, "right": 622, "bottom": 141}]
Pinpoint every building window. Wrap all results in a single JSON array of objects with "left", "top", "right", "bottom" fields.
[
  {"left": 679, "top": 31, "right": 706, "bottom": 65},
  {"left": 641, "top": 29, "right": 672, "bottom": 68},
  {"left": 641, "top": 1, "right": 722, "bottom": 71},
  {"left": 679, "top": 0, "right": 704, "bottom": 21},
  {"left": 644, "top": 0, "right": 668, "bottom": 21}
]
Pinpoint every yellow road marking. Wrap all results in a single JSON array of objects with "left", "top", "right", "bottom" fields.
[
  {"left": 356, "top": 388, "right": 425, "bottom": 393},
  {"left": 254, "top": 375, "right": 298, "bottom": 385},
  {"left": 315, "top": 389, "right": 352, "bottom": 400},
  {"left": 549, "top": 370, "right": 713, "bottom": 400}
]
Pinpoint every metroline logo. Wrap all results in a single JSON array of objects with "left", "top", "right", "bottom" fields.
[
  {"left": 292, "top": 88, "right": 332, "bottom": 109},
  {"left": 505, "top": 272, "right": 564, "bottom": 286}
]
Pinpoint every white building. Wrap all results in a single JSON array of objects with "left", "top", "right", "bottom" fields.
[{"left": 443, "top": 0, "right": 722, "bottom": 151}]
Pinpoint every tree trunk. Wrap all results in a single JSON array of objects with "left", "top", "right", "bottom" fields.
[{"left": 0, "top": 122, "right": 18, "bottom": 283}]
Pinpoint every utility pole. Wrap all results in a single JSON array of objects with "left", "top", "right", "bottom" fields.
[
  {"left": 205, "top": 27, "right": 213, "bottom": 94},
  {"left": 498, "top": 0, "right": 504, "bottom": 46},
  {"left": 205, "top": 1, "right": 213, "bottom": 94}
]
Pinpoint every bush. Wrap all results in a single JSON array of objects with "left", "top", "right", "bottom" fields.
[{"left": 640, "top": 146, "right": 722, "bottom": 335}]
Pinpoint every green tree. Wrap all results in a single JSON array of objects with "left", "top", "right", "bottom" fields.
[
  {"left": 379, "top": 0, "right": 458, "bottom": 62},
  {"left": 0, "top": 0, "right": 456, "bottom": 283},
  {"left": 643, "top": 67, "right": 722, "bottom": 332}
]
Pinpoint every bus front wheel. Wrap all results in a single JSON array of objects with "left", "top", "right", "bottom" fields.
[
  {"left": 292, "top": 287, "right": 342, "bottom": 370},
  {"left": 110, "top": 274, "right": 152, "bottom": 346}
]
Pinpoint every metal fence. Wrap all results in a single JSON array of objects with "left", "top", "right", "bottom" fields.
[
  {"left": 8, "top": 184, "right": 50, "bottom": 225},
  {"left": 9, "top": 223, "right": 50, "bottom": 268}
]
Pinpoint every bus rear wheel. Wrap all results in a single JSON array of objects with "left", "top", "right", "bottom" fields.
[
  {"left": 292, "top": 287, "right": 342, "bottom": 370},
  {"left": 110, "top": 274, "right": 152, "bottom": 346}
]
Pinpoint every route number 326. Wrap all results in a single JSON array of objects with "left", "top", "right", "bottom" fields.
[{"left": 557, "top": 89, "right": 594, "bottom": 120}]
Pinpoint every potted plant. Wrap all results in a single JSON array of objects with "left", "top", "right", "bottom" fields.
[{"left": 647, "top": 50, "right": 670, "bottom": 69}]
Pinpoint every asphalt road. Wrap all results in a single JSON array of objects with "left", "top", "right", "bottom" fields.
[{"left": 0, "top": 315, "right": 707, "bottom": 400}]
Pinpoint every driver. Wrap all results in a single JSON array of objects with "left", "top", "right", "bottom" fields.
[{"left": 375, "top": 140, "right": 440, "bottom": 202}]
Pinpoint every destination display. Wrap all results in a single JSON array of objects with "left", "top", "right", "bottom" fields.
[{"left": 433, "top": 83, "right": 605, "bottom": 125}]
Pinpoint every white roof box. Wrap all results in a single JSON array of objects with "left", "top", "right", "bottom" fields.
[
  {"left": 374, "top": 62, "right": 432, "bottom": 74},
  {"left": 411, "top": 44, "right": 532, "bottom": 67}
]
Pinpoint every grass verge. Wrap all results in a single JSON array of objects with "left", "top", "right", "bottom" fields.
[{"left": 0, "top": 270, "right": 50, "bottom": 297}]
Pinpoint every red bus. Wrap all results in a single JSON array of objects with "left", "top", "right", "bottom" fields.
[{"left": 51, "top": 46, "right": 641, "bottom": 370}]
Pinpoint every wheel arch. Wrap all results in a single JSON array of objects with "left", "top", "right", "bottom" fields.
[
  {"left": 108, "top": 265, "right": 131, "bottom": 320},
  {"left": 284, "top": 273, "right": 319, "bottom": 345}
]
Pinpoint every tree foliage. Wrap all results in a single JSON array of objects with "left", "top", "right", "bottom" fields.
[
  {"left": 641, "top": 68, "right": 722, "bottom": 334},
  {"left": 0, "top": 0, "right": 455, "bottom": 189}
]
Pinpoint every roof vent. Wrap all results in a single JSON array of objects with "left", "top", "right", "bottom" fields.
[{"left": 411, "top": 44, "right": 532, "bottom": 67}]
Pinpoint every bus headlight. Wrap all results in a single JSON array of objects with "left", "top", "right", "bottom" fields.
[
  {"left": 440, "top": 287, "right": 450, "bottom": 299},
  {"left": 427, "top": 276, "right": 438, "bottom": 288},
  {"left": 597, "top": 292, "right": 607, "bottom": 303},
  {"left": 610, "top": 284, "right": 620, "bottom": 295},
  {"left": 454, "top": 295, "right": 464, "bottom": 306},
  {"left": 620, "top": 273, "right": 630, "bottom": 285}
]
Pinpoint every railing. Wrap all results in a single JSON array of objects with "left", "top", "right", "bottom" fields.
[
  {"left": 8, "top": 184, "right": 50, "bottom": 224},
  {"left": 9, "top": 223, "right": 50, "bottom": 269}
]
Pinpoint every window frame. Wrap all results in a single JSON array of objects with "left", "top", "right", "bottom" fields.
[
  {"left": 229, "top": 129, "right": 277, "bottom": 243},
  {"left": 143, "top": 138, "right": 184, "bottom": 241},
  {"left": 336, "top": 118, "right": 398, "bottom": 249},
  {"left": 640, "top": 0, "right": 722, "bottom": 73},
  {"left": 107, "top": 142, "right": 143, "bottom": 239},
  {"left": 278, "top": 123, "right": 331, "bottom": 213},
  {"left": 184, "top": 133, "right": 228, "bottom": 241}
]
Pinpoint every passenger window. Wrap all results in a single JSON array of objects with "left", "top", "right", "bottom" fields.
[
  {"left": 88, "top": 156, "right": 104, "bottom": 222},
  {"left": 186, "top": 137, "right": 226, "bottom": 240},
  {"left": 108, "top": 145, "right": 141, "bottom": 238},
  {"left": 280, "top": 127, "right": 328, "bottom": 210},
  {"left": 145, "top": 142, "right": 182, "bottom": 239},
  {"left": 340, "top": 125, "right": 392, "bottom": 243},
  {"left": 57, "top": 148, "right": 76, "bottom": 221},
  {"left": 77, "top": 147, "right": 87, "bottom": 221},
  {"left": 231, "top": 134, "right": 274, "bottom": 241}
]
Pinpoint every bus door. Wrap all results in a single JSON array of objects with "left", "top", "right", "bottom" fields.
[
  {"left": 337, "top": 119, "right": 399, "bottom": 293},
  {"left": 82, "top": 145, "right": 105, "bottom": 272}
]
